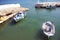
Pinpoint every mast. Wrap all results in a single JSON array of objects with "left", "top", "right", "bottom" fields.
[{"left": 37, "top": 0, "right": 40, "bottom": 4}]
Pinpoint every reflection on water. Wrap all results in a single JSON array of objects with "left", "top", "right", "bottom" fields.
[
  {"left": 36, "top": 29, "right": 54, "bottom": 40},
  {"left": 9, "top": 19, "right": 17, "bottom": 25},
  {"left": 35, "top": 8, "right": 56, "bottom": 12},
  {"left": 0, "top": 19, "right": 12, "bottom": 32}
]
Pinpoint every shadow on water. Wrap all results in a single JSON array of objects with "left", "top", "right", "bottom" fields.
[
  {"left": 35, "top": 8, "right": 56, "bottom": 12},
  {"left": 9, "top": 19, "right": 17, "bottom": 25},
  {"left": 45, "top": 8, "right": 56, "bottom": 12},
  {"left": 9, "top": 18, "right": 25, "bottom": 26},
  {"left": 36, "top": 29, "right": 54, "bottom": 40},
  {"left": 36, "top": 29, "right": 48, "bottom": 40}
]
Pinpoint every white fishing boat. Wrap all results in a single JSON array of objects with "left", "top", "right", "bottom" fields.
[
  {"left": 13, "top": 12, "right": 26, "bottom": 22},
  {"left": 42, "top": 21, "right": 55, "bottom": 38}
]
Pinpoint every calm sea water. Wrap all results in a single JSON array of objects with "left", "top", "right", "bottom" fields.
[{"left": 0, "top": 0, "right": 60, "bottom": 40}]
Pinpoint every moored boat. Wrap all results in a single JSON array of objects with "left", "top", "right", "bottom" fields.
[
  {"left": 13, "top": 12, "right": 26, "bottom": 22},
  {"left": 42, "top": 21, "right": 55, "bottom": 38},
  {"left": 46, "top": 5, "right": 56, "bottom": 9}
]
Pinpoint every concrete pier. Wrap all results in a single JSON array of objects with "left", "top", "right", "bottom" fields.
[{"left": 0, "top": 4, "right": 29, "bottom": 23}]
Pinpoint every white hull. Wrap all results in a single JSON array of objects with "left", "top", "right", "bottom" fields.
[
  {"left": 42, "top": 21, "right": 55, "bottom": 37},
  {"left": 13, "top": 12, "right": 26, "bottom": 22}
]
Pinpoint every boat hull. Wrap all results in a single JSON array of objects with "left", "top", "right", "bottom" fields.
[
  {"left": 13, "top": 12, "right": 26, "bottom": 22},
  {"left": 42, "top": 21, "right": 55, "bottom": 37}
]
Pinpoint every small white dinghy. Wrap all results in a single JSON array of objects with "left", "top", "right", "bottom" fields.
[
  {"left": 13, "top": 12, "right": 26, "bottom": 22},
  {"left": 42, "top": 21, "right": 55, "bottom": 38}
]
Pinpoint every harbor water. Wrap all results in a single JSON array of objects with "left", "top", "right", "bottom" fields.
[{"left": 0, "top": 0, "right": 60, "bottom": 40}]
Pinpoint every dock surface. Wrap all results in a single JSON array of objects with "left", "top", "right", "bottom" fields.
[{"left": 0, "top": 4, "right": 29, "bottom": 23}]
